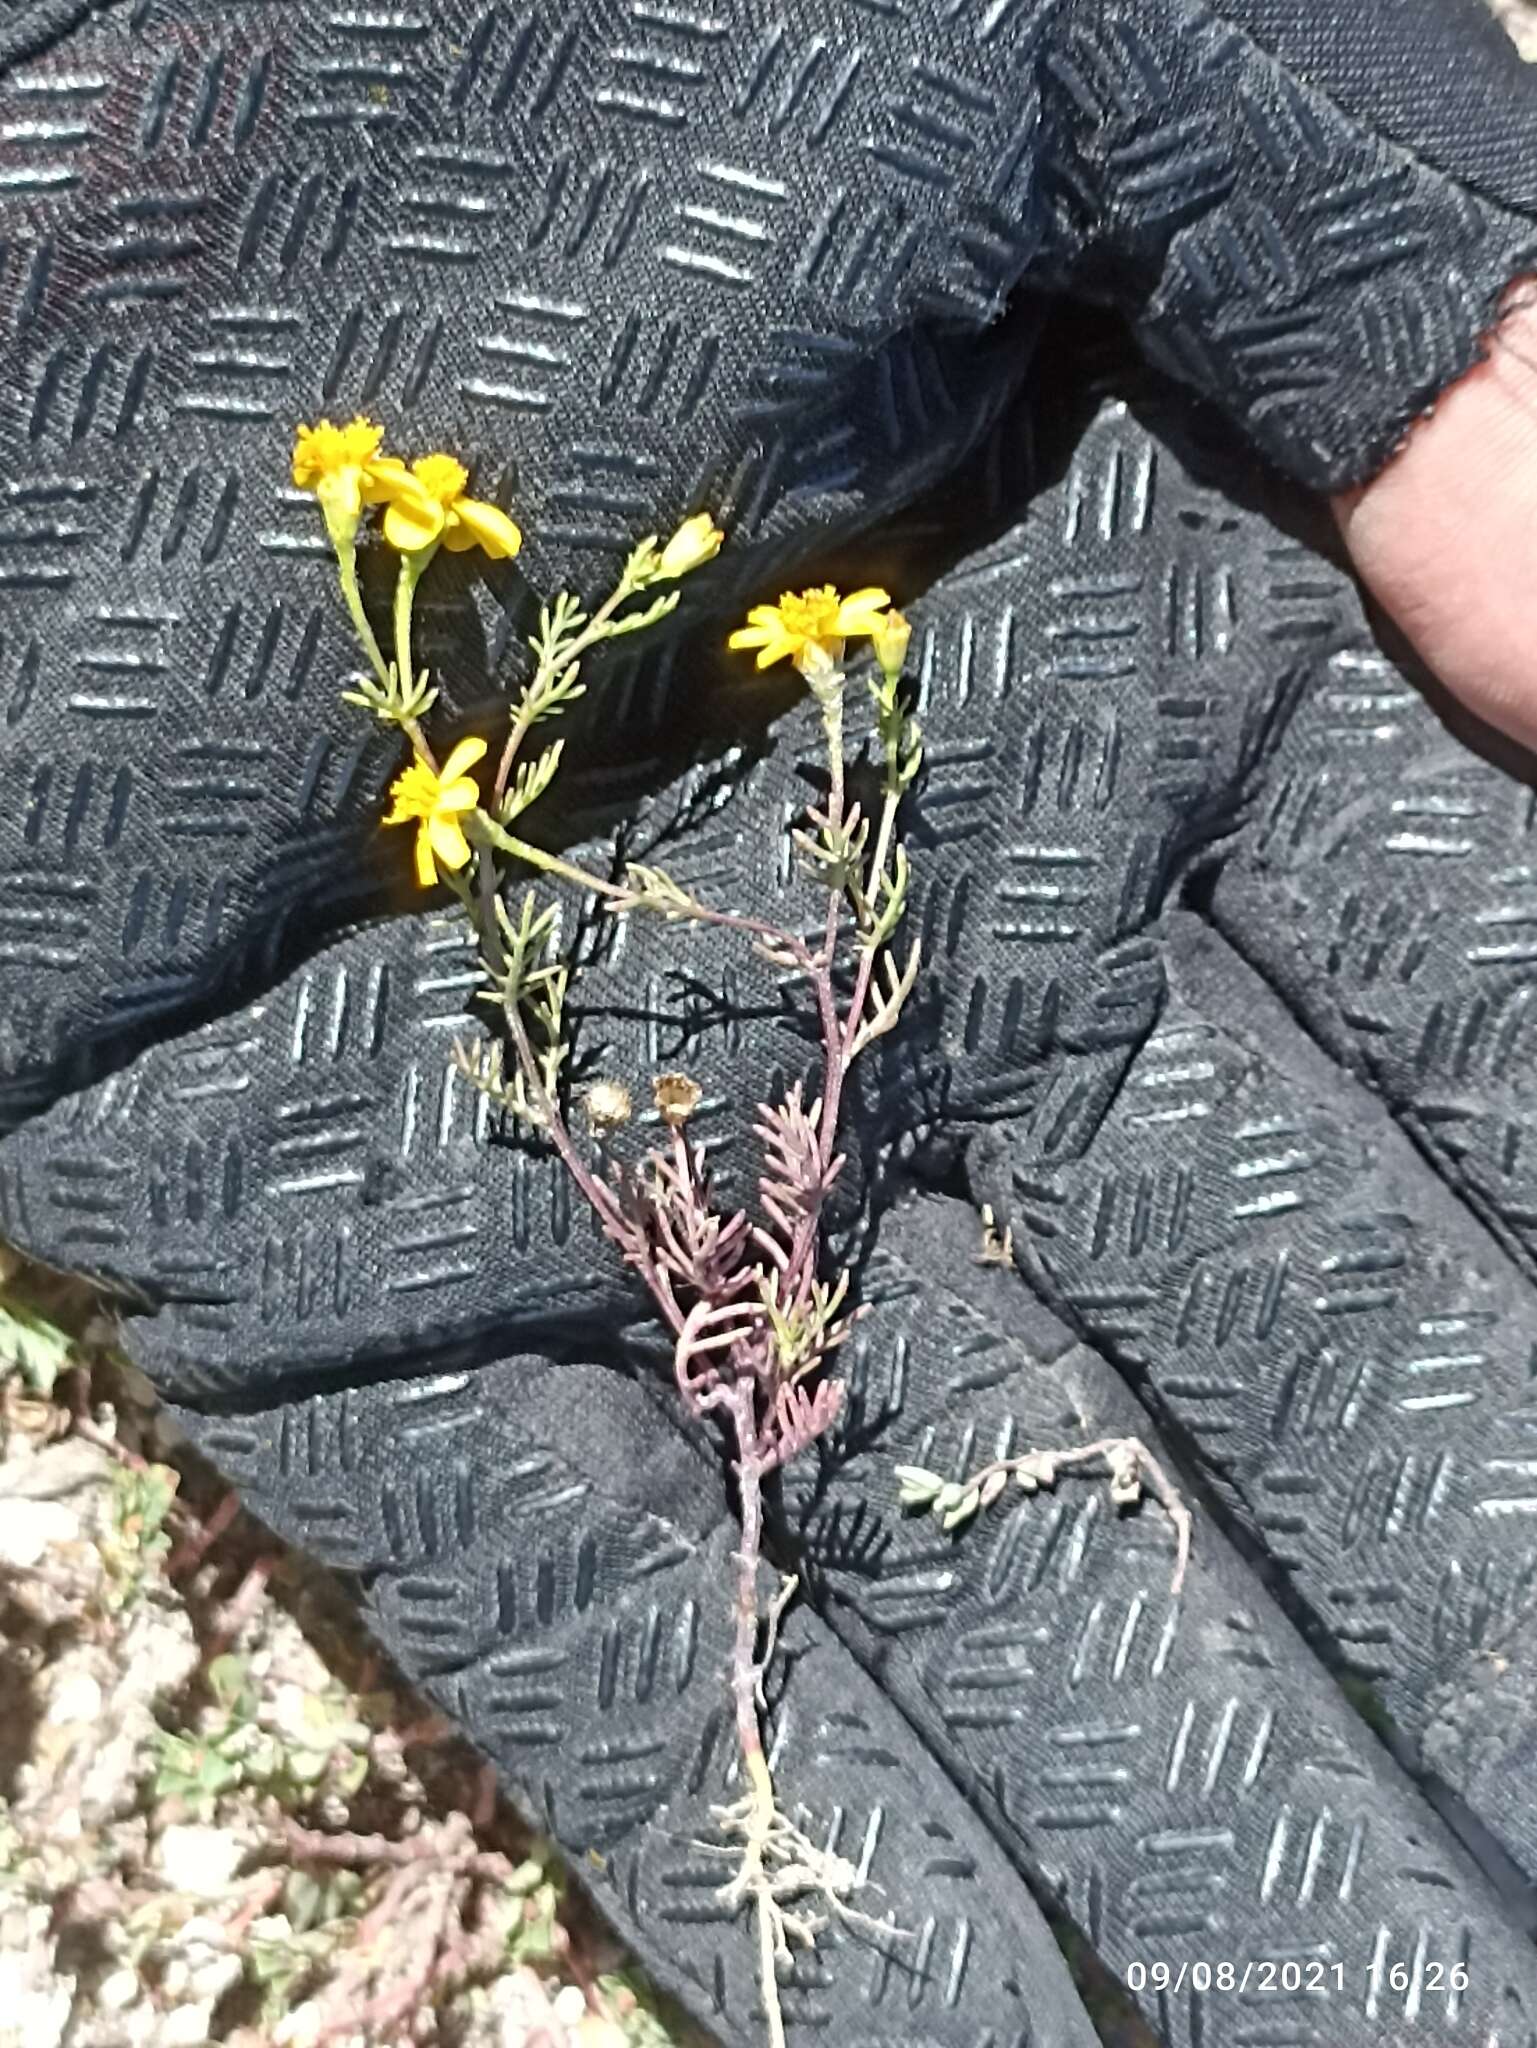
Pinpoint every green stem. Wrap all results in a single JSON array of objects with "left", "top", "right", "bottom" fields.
[
  {"left": 495, "top": 566, "right": 641, "bottom": 806},
  {"left": 502, "top": 997, "right": 633, "bottom": 1244},
  {"left": 820, "top": 687, "right": 845, "bottom": 825},
  {"left": 393, "top": 547, "right": 438, "bottom": 722},
  {"left": 400, "top": 716, "right": 436, "bottom": 771},
  {"left": 334, "top": 540, "right": 390, "bottom": 689},
  {"left": 472, "top": 816, "right": 810, "bottom": 960},
  {"left": 475, "top": 818, "right": 625, "bottom": 901},
  {"left": 841, "top": 786, "right": 902, "bottom": 1061},
  {"left": 493, "top": 701, "right": 538, "bottom": 813},
  {"left": 801, "top": 654, "right": 848, "bottom": 1174}
]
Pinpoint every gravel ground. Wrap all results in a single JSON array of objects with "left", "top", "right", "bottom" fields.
[{"left": 0, "top": 1260, "right": 698, "bottom": 2048}]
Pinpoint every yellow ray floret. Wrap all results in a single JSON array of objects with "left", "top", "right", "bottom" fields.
[
  {"left": 291, "top": 416, "right": 434, "bottom": 539},
  {"left": 728, "top": 585, "right": 891, "bottom": 671},
  {"left": 383, "top": 735, "right": 488, "bottom": 887},
  {"left": 381, "top": 453, "right": 523, "bottom": 560}
]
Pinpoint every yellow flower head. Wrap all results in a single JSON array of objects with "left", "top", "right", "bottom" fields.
[
  {"left": 656, "top": 512, "right": 724, "bottom": 580},
  {"left": 728, "top": 585, "right": 891, "bottom": 672},
  {"left": 292, "top": 416, "right": 383, "bottom": 491},
  {"left": 382, "top": 735, "right": 487, "bottom": 887},
  {"left": 291, "top": 416, "right": 434, "bottom": 546},
  {"left": 381, "top": 453, "right": 523, "bottom": 561}
]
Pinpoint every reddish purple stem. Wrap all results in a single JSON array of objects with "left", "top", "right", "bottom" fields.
[{"left": 488, "top": 659, "right": 900, "bottom": 1811}]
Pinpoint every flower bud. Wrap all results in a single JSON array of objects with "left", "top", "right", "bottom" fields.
[
  {"left": 872, "top": 607, "right": 912, "bottom": 681},
  {"left": 656, "top": 512, "right": 724, "bottom": 579}
]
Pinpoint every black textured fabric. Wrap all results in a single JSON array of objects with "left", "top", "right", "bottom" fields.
[
  {"left": 5, "top": 2, "right": 1537, "bottom": 2044},
  {"left": 3, "top": 0, "right": 1537, "bottom": 1114},
  {"left": 1201, "top": 0, "right": 1537, "bottom": 213},
  {"left": 175, "top": 1353, "right": 1097, "bottom": 2046},
  {"left": 797, "top": 1197, "right": 1537, "bottom": 2041},
  {"left": 11, "top": 354, "right": 1537, "bottom": 2041}
]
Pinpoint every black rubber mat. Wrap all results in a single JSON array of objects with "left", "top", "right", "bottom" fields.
[{"left": 4, "top": 1, "right": 1537, "bottom": 2040}]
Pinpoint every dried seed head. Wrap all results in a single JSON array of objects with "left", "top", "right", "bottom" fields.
[
  {"left": 653, "top": 1072, "right": 702, "bottom": 1126},
  {"left": 584, "top": 1080, "right": 633, "bottom": 1132}
]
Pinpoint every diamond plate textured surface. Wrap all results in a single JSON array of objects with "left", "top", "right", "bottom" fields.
[
  {"left": 169, "top": 1349, "right": 1098, "bottom": 2047},
  {"left": 1203, "top": 568, "right": 1537, "bottom": 1886},
  {"left": 796, "top": 1197, "right": 1537, "bottom": 2048},
  {"left": 9, "top": 357, "right": 1537, "bottom": 2042},
  {"left": 968, "top": 912, "right": 1537, "bottom": 1882},
  {"left": 3, "top": 0, "right": 1537, "bottom": 1116},
  {"left": 4, "top": 0, "right": 1537, "bottom": 2037},
  {"left": 0, "top": 380, "right": 1347, "bottom": 1393},
  {"left": 1214, "top": 668, "right": 1537, "bottom": 1289}
]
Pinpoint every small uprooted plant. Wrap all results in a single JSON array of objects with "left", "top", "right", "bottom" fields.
[{"left": 292, "top": 415, "right": 1190, "bottom": 2047}]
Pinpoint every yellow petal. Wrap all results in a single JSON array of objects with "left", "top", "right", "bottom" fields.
[
  {"left": 834, "top": 587, "right": 892, "bottom": 637},
  {"left": 657, "top": 513, "right": 724, "bottom": 578},
  {"left": 291, "top": 429, "right": 325, "bottom": 491},
  {"left": 381, "top": 492, "right": 447, "bottom": 553},
  {"left": 414, "top": 826, "right": 438, "bottom": 888},
  {"left": 428, "top": 813, "right": 473, "bottom": 872},
  {"left": 360, "top": 456, "right": 420, "bottom": 503},
  {"left": 336, "top": 416, "right": 384, "bottom": 465},
  {"left": 292, "top": 416, "right": 382, "bottom": 490},
  {"left": 435, "top": 778, "right": 480, "bottom": 814},
  {"left": 438, "top": 734, "right": 488, "bottom": 784},
  {"left": 728, "top": 622, "right": 773, "bottom": 651},
  {"left": 754, "top": 637, "right": 796, "bottom": 670},
  {"left": 443, "top": 497, "right": 523, "bottom": 560}
]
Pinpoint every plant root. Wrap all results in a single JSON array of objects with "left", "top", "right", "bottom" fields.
[{"left": 707, "top": 1748, "right": 876, "bottom": 2048}]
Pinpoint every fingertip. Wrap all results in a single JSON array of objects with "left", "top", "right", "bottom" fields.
[{"left": 1335, "top": 279, "right": 1537, "bottom": 757}]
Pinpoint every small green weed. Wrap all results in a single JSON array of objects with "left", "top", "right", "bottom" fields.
[
  {"left": 152, "top": 1654, "right": 370, "bottom": 1816},
  {"left": 103, "top": 1460, "right": 178, "bottom": 1609}
]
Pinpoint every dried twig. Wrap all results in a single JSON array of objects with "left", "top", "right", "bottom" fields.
[
  {"left": 897, "top": 1434, "right": 1193, "bottom": 1594},
  {"left": 284, "top": 1814, "right": 516, "bottom": 2045}
]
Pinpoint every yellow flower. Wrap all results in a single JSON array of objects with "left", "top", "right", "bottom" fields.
[
  {"left": 656, "top": 513, "right": 724, "bottom": 580},
  {"left": 871, "top": 607, "right": 912, "bottom": 680},
  {"left": 380, "top": 453, "right": 523, "bottom": 560},
  {"left": 728, "top": 585, "right": 891, "bottom": 672},
  {"left": 382, "top": 735, "right": 487, "bottom": 887},
  {"left": 291, "top": 416, "right": 433, "bottom": 545}
]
